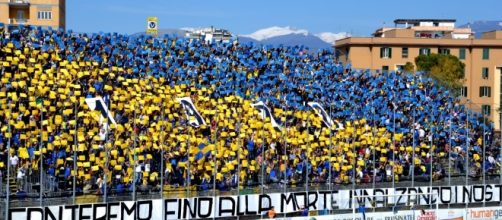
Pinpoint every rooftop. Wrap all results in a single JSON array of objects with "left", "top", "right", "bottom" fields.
[{"left": 394, "top": 19, "right": 457, "bottom": 24}]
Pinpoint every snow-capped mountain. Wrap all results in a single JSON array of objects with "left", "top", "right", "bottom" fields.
[
  {"left": 239, "top": 26, "right": 350, "bottom": 50},
  {"left": 133, "top": 26, "right": 351, "bottom": 50},
  {"left": 240, "top": 26, "right": 310, "bottom": 41},
  {"left": 459, "top": 20, "right": 502, "bottom": 38}
]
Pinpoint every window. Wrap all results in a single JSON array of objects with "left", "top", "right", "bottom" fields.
[
  {"left": 37, "top": 11, "right": 52, "bottom": 20},
  {"left": 345, "top": 48, "right": 350, "bottom": 62},
  {"left": 460, "top": 87, "right": 468, "bottom": 97},
  {"left": 396, "top": 65, "right": 404, "bottom": 72},
  {"left": 482, "top": 48, "right": 489, "bottom": 60},
  {"left": 382, "top": 66, "right": 389, "bottom": 73},
  {"left": 419, "top": 48, "right": 431, "bottom": 56},
  {"left": 479, "top": 86, "right": 491, "bottom": 97},
  {"left": 380, "top": 47, "right": 392, "bottom": 59},
  {"left": 16, "top": 10, "right": 25, "bottom": 19},
  {"left": 482, "top": 67, "right": 489, "bottom": 79},
  {"left": 402, "top": 47, "right": 408, "bottom": 58},
  {"left": 439, "top": 48, "right": 450, "bottom": 55},
  {"left": 459, "top": 48, "right": 466, "bottom": 60},
  {"left": 482, "top": 105, "right": 491, "bottom": 116}
]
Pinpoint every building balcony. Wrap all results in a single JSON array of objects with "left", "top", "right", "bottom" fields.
[
  {"left": 9, "top": 0, "right": 30, "bottom": 6},
  {"left": 8, "top": 18, "right": 29, "bottom": 25}
]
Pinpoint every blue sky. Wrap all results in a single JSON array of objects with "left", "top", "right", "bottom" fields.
[{"left": 68, "top": 0, "right": 501, "bottom": 36}]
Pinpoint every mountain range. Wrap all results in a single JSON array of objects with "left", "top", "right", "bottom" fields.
[
  {"left": 459, "top": 20, "right": 502, "bottom": 38},
  {"left": 132, "top": 20, "right": 502, "bottom": 50},
  {"left": 134, "top": 26, "right": 350, "bottom": 51},
  {"left": 238, "top": 26, "right": 350, "bottom": 50}
]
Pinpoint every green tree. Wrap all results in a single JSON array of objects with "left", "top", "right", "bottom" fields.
[
  {"left": 403, "top": 62, "right": 415, "bottom": 72},
  {"left": 415, "top": 54, "right": 465, "bottom": 95}
]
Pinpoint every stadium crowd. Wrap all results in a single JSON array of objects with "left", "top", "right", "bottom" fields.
[{"left": 0, "top": 25, "right": 498, "bottom": 197}]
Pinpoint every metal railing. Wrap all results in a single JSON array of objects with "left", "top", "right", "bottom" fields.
[
  {"left": 9, "top": 0, "right": 30, "bottom": 4},
  {"left": 8, "top": 18, "right": 29, "bottom": 25}
]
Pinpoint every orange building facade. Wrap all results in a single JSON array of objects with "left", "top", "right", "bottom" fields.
[
  {"left": 0, "top": 0, "right": 65, "bottom": 30},
  {"left": 335, "top": 19, "right": 502, "bottom": 129}
]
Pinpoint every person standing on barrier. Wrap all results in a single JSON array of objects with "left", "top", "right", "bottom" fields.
[
  {"left": 268, "top": 206, "right": 276, "bottom": 219},
  {"left": 301, "top": 206, "right": 309, "bottom": 217},
  {"left": 358, "top": 203, "right": 366, "bottom": 220}
]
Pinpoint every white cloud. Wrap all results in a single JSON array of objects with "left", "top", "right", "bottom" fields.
[
  {"left": 499, "top": 22, "right": 502, "bottom": 27},
  {"left": 180, "top": 27, "right": 196, "bottom": 32},
  {"left": 315, "top": 32, "right": 351, "bottom": 44},
  {"left": 240, "top": 26, "right": 309, "bottom": 41}
]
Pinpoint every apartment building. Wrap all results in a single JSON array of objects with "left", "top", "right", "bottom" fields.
[
  {"left": 335, "top": 19, "right": 502, "bottom": 129},
  {"left": 0, "top": 0, "right": 65, "bottom": 30}
]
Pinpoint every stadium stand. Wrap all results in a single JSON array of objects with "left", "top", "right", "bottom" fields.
[{"left": 0, "top": 25, "right": 497, "bottom": 200}]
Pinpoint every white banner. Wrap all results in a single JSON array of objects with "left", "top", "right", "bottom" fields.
[
  {"left": 8, "top": 184, "right": 502, "bottom": 220},
  {"left": 339, "top": 184, "right": 502, "bottom": 209}
]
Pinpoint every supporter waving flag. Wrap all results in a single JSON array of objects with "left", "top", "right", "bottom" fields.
[
  {"left": 85, "top": 97, "right": 117, "bottom": 140},
  {"left": 84, "top": 97, "right": 117, "bottom": 125},
  {"left": 251, "top": 101, "right": 282, "bottom": 131},
  {"left": 177, "top": 97, "right": 206, "bottom": 127},
  {"left": 307, "top": 102, "right": 339, "bottom": 130}
]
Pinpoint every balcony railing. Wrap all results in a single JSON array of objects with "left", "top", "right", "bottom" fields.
[
  {"left": 9, "top": 0, "right": 30, "bottom": 5},
  {"left": 8, "top": 18, "right": 29, "bottom": 25}
]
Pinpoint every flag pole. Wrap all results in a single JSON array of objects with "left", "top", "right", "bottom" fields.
[
  {"left": 73, "top": 101, "right": 78, "bottom": 205},
  {"left": 465, "top": 102, "right": 470, "bottom": 209},
  {"left": 328, "top": 103, "right": 333, "bottom": 214},
  {"left": 212, "top": 111, "right": 218, "bottom": 220},
  {"left": 372, "top": 101, "right": 376, "bottom": 211},
  {"left": 5, "top": 102, "right": 12, "bottom": 220},
  {"left": 39, "top": 104, "right": 44, "bottom": 207},
  {"left": 132, "top": 102, "right": 137, "bottom": 201},
  {"left": 482, "top": 108, "right": 486, "bottom": 207},
  {"left": 283, "top": 104, "right": 289, "bottom": 218},
  {"left": 429, "top": 125, "right": 433, "bottom": 210},
  {"left": 186, "top": 117, "right": 190, "bottom": 220},
  {"left": 103, "top": 97, "right": 111, "bottom": 203},
  {"left": 448, "top": 108, "right": 452, "bottom": 209},
  {"left": 160, "top": 102, "right": 165, "bottom": 220},
  {"left": 236, "top": 103, "right": 241, "bottom": 220},
  {"left": 411, "top": 107, "right": 415, "bottom": 188},
  {"left": 500, "top": 110, "right": 502, "bottom": 207},
  {"left": 306, "top": 111, "right": 310, "bottom": 215},
  {"left": 260, "top": 108, "right": 265, "bottom": 220},
  {"left": 392, "top": 93, "right": 396, "bottom": 193}
]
